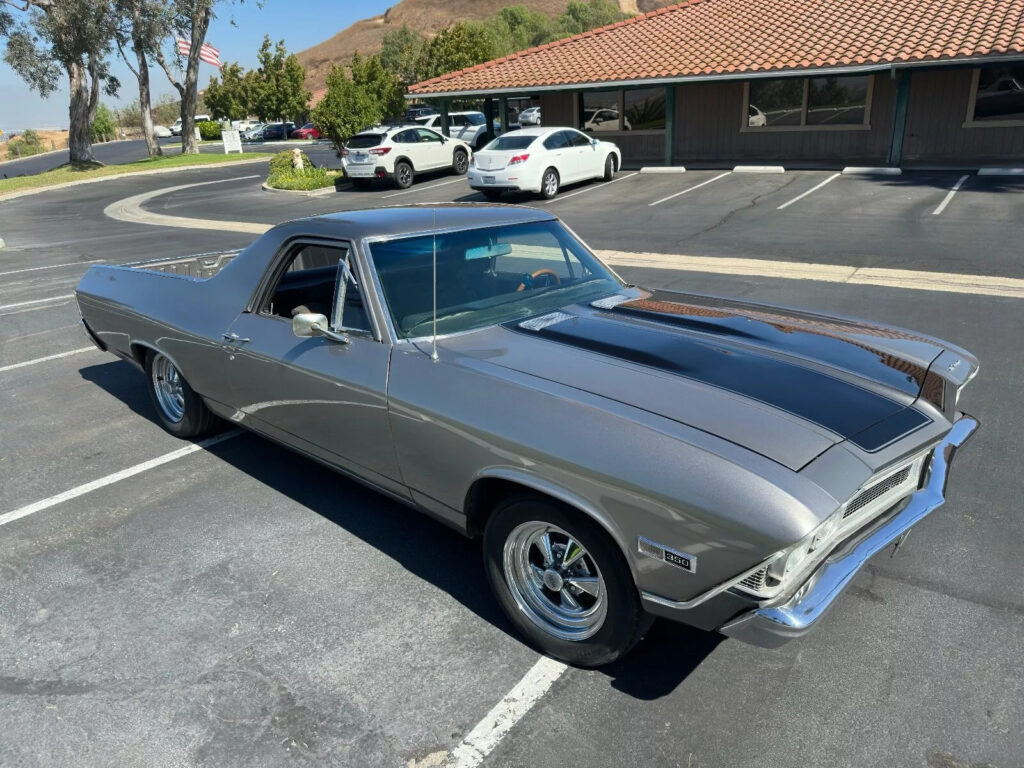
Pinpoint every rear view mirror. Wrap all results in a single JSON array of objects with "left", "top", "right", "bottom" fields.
[{"left": 292, "top": 312, "right": 349, "bottom": 344}]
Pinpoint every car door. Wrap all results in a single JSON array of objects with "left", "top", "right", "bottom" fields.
[
  {"left": 414, "top": 128, "right": 448, "bottom": 169},
  {"left": 220, "top": 239, "right": 407, "bottom": 497},
  {"left": 541, "top": 130, "right": 578, "bottom": 182},
  {"left": 566, "top": 129, "right": 601, "bottom": 179}
]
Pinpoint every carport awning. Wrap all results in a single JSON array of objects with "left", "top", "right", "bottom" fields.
[{"left": 408, "top": 0, "right": 1024, "bottom": 97}]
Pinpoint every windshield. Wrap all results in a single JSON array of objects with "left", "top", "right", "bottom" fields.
[
  {"left": 464, "top": 113, "right": 486, "bottom": 125},
  {"left": 367, "top": 220, "right": 622, "bottom": 339},
  {"left": 484, "top": 135, "right": 535, "bottom": 151}
]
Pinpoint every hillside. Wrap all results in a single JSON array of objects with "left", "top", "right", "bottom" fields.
[{"left": 297, "top": 0, "right": 676, "bottom": 92}]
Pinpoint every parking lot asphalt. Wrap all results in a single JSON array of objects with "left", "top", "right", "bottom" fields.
[{"left": 1, "top": 164, "right": 1022, "bottom": 768}]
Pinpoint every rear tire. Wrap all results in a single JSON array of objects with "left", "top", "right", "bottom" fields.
[
  {"left": 145, "top": 350, "right": 216, "bottom": 438},
  {"left": 603, "top": 154, "right": 617, "bottom": 181},
  {"left": 482, "top": 189, "right": 503, "bottom": 201},
  {"left": 393, "top": 161, "right": 414, "bottom": 189},
  {"left": 539, "top": 168, "right": 559, "bottom": 199},
  {"left": 483, "top": 496, "right": 651, "bottom": 667}
]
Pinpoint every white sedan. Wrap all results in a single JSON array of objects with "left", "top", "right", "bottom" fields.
[{"left": 467, "top": 127, "right": 621, "bottom": 200}]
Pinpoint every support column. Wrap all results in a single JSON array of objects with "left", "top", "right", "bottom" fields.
[
  {"left": 498, "top": 96, "right": 509, "bottom": 134},
  {"left": 439, "top": 99, "right": 450, "bottom": 137},
  {"left": 664, "top": 86, "right": 677, "bottom": 167},
  {"left": 483, "top": 97, "right": 495, "bottom": 143},
  {"left": 887, "top": 69, "right": 911, "bottom": 168}
]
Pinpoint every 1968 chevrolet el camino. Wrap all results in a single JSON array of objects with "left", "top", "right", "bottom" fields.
[{"left": 75, "top": 205, "right": 979, "bottom": 666}]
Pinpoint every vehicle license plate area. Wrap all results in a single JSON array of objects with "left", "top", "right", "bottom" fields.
[{"left": 483, "top": 176, "right": 496, "bottom": 184}]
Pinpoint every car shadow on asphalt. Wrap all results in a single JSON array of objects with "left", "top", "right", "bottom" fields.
[{"left": 80, "top": 358, "right": 725, "bottom": 699}]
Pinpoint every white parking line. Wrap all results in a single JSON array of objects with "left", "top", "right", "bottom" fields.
[
  {"left": 0, "top": 346, "right": 96, "bottom": 373},
  {"left": 548, "top": 172, "right": 639, "bottom": 202},
  {"left": 381, "top": 177, "right": 467, "bottom": 198},
  {"left": 0, "top": 259, "right": 103, "bottom": 277},
  {"left": 446, "top": 656, "right": 567, "bottom": 768},
  {"left": 777, "top": 172, "right": 842, "bottom": 210},
  {"left": 0, "top": 294, "right": 74, "bottom": 311},
  {"left": 932, "top": 174, "right": 971, "bottom": 216},
  {"left": 648, "top": 171, "right": 731, "bottom": 207},
  {"left": 0, "top": 430, "right": 242, "bottom": 528}
]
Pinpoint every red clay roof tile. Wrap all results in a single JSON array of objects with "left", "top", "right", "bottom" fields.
[{"left": 409, "top": 0, "right": 1024, "bottom": 94}]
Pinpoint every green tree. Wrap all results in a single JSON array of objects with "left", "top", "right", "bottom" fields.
[
  {"left": 484, "top": 6, "right": 556, "bottom": 56},
  {"left": 558, "top": 0, "right": 627, "bottom": 36},
  {"left": 417, "top": 21, "right": 496, "bottom": 81},
  {"left": 204, "top": 61, "right": 249, "bottom": 120},
  {"left": 7, "top": 128, "right": 44, "bottom": 158},
  {"left": 92, "top": 102, "right": 116, "bottom": 141},
  {"left": 1, "top": 0, "right": 120, "bottom": 164},
  {"left": 313, "top": 52, "right": 401, "bottom": 153},
  {"left": 351, "top": 52, "right": 404, "bottom": 121},
  {"left": 247, "top": 36, "right": 310, "bottom": 122},
  {"left": 379, "top": 25, "right": 425, "bottom": 87},
  {"left": 114, "top": 0, "right": 174, "bottom": 157}
]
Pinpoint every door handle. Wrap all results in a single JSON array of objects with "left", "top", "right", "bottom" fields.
[{"left": 222, "top": 332, "right": 251, "bottom": 344}]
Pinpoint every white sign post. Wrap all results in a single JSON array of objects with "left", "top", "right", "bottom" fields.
[
  {"left": 222, "top": 129, "right": 243, "bottom": 154},
  {"left": 194, "top": 126, "right": 201, "bottom": 143}
]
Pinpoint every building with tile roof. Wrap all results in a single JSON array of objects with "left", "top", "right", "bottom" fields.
[{"left": 407, "top": 0, "right": 1024, "bottom": 167}]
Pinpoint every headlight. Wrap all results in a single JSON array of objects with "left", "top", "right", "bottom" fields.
[{"left": 771, "top": 509, "right": 842, "bottom": 583}]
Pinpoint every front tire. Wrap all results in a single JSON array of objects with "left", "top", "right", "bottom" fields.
[
  {"left": 539, "top": 168, "right": 560, "bottom": 199},
  {"left": 452, "top": 149, "right": 469, "bottom": 175},
  {"left": 393, "top": 160, "right": 414, "bottom": 189},
  {"left": 483, "top": 496, "right": 651, "bottom": 667},
  {"left": 145, "top": 350, "right": 216, "bottom": 438},
  {"left": 603, "top": 153, "right": 617, "bottom": 181}
]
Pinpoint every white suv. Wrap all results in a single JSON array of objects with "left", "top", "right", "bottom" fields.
[
  {"left": 342, "top": 124, "right": 472, "bottom": 190},
  {"left": 415, "top": 111, "right": 500, "bottom": 149}
]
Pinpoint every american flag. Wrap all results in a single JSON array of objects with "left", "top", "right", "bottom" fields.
[{"left": 175, "top": 38, "right": 222, "bottom": 68}]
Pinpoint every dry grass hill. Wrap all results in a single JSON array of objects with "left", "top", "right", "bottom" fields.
[{"left": 297, "top": 0, "right": 675, "bottom": 92}]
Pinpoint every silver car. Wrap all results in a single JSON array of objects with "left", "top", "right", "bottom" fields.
[{"left": 75, "top": 205, "right": 979, "bottom": 666}]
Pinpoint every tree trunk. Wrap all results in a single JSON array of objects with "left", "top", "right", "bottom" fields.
[
  {"left": 180, "top": 7, "right": 213, "bottom": 154},
  {"left": 68, "top": 61, "right": 96, "bottom": 164},
  {"left": 136, "top": 49, "right": 161, "bottom": 157}
]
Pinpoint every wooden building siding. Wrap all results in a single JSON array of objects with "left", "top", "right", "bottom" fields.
[
  {"left": 671, "top": 78, "right": 895, "bottom": 164},
  {"left": 902, "top": 68, "right": 1024, "bottom": 165},
  {"left": 540, "top": 92, "right": 575, "bottom": 128}
]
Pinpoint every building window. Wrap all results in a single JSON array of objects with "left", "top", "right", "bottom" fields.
[
  {"left": 580, "top": 88, "right": 666, "bottom": 132},
  {"left": 744, "top": 75, "right": 872, "bottom": 130},
  {"left": 967, "top": 65, "right": 1024, "bottom": 125}
]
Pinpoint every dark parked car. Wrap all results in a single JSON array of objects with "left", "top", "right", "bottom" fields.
[
  {"left": 261, "top": 122, "right": 296, "bottom": 140},
  {"left": 405, "top": 105, "right": 438, "bottom": 122},
  {"left": 75, "top": 205, "right": 979, "bottom": 666}
]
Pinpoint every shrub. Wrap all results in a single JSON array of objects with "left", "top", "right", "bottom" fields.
[
  {"left": 7, "top": 129, "right": 44, "bottom": 158},
  {"left": 267, "top": 166, "right": 340, "bottom": 191},
  {"left": 268, "top": 148, "right": 312, "bottom": 175},
  {"left": 197, "top": 120, "right": 222, "bottom": 140}
]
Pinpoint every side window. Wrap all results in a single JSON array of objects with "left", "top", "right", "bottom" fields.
[
  {"left": 568, "top": 130, "right": 591, "bottom": 147},
  {"left": 449, "top": 115, "right": 467, "bottom": 127},
  {"left": 261, "top": 244, "right": 371, "bottom": 333},
  {"left": 417, "top": 128, "right": 443, "bottom": 143},
  {"left": 543, "top": 131, "right": 569, "bottom": 150},
  {"left": 393, "top": 129, "right": 416, "bottom": 144}
]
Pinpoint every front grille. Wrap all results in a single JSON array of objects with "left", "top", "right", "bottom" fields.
[
  {"left": 844, "top": 465, "right": 912, "bottom": 519},
  {"left": 738, "top": 567, "right": 768, "bottom": 592}
]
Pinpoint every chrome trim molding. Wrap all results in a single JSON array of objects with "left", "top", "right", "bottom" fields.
[
  {"left": 718, "top": 415, "right": 979, "bottom": 648},
  {"left": 641, "top": 550, "right": 785, "bottom": 611}
]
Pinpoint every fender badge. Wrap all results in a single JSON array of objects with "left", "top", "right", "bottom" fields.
[{"left": 637, "top": 537, "right": 697, "bottom": 574}]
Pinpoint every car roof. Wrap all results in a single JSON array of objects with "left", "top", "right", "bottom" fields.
[
  {"left": 285, "top": 204, "right": 558, "bottom": 241},
  {"left": 497, "top": 126, "right": 571, "bottom": 137}
]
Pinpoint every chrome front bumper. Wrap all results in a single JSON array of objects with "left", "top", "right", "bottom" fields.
[{"left": 719, "top": 415, "right": 979, "bottom": 648}]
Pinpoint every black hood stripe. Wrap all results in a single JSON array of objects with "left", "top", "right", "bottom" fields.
[{"left": 509, "top": 315, "right": 929, "bottom": 451}]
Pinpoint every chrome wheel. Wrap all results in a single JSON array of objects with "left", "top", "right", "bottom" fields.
[
  {"left": 453, "top": 150, "right": 468, "bottom": 174},
  {"left": 543, "top": 170, "right": 559, "bottom": 197},
  {"left": 502, "top": 521, "right": 607, "bottom": 641},
  {"left": 395, "top": 162, "right": 413, "bottom": 188},
  {"left": 151, "top": 354, "right": 185, "bottom": 423}
]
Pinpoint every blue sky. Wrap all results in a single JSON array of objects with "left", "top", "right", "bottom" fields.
[{"left": 0, "top": 0, "right": 394, "bottom": 132}]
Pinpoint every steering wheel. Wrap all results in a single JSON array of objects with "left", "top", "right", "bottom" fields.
[{"left": 516, "top": 268, "right": 562, "bottom": 292}]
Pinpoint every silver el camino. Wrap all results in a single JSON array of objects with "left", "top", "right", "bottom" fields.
[{"left": 75, "top": 205, "right": 979, "bottom": 666}]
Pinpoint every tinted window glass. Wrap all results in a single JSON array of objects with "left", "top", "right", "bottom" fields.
[
  {"left": 485, "top": 135, "right": 536, "bottom": 151},
  {"left": 464, "top": 113, "right": 486, "bottom": 125},
  {"left": 368, "top": 220, "right": 622, "bottom": 339},
  {"left": 567, "top": 130, "right": 591, "bottom": 147},
  {"left": 624, "top": 87, "right": 666, "bottom": 130},
  {"left": 973, "top": 65, "right": 1024, "bottom": 121},
  {"left": 348, "top": 134, "right": 384, "bottom": 148},
  {"left": 543, "top": 131, "right": 570, "bottom": 150},
  {"left": 449, "top": 115, "right": 467, "bottom": 127},
  {"left": 580, "top": 91, "right": 619, "bottom": 131},
  {"left": 806, "top": 75, "right": 869, "bottom": 125},
  {"left": 393, "top": 129, "right": 417, "bottom": 144},
  {"left": 748, "top": 79, "right": 804, "bottom": 126},
  {"left": 417, "top": 128, "right": 443, "bottom": 142}
]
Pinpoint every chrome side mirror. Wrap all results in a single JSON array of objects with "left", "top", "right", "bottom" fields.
[{"left": 292, "top": 312, "right": 349, "bottom": 344}]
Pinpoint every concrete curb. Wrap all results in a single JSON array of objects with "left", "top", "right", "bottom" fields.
[
  {"left": 977, "top": 168, "right": 1024, "bottom": 176},
  {"left": 260, "top": 180, "right": 349, "bottom": 197},
  {"left": 639, "top": 166, "right": 688, "bottom": 173},
  {"left": 842, "top": 166, "right": 902, "bottom": 175},
  {"left": 733, "top": 165, "right": 785, "bottom": 173},
  {"left": 0, "top": 156, "right": 271, "bottom": 202}
]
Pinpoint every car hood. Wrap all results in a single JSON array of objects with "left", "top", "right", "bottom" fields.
[{"left": 450, "top": 290, "right": 955, "bottom": 471}]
